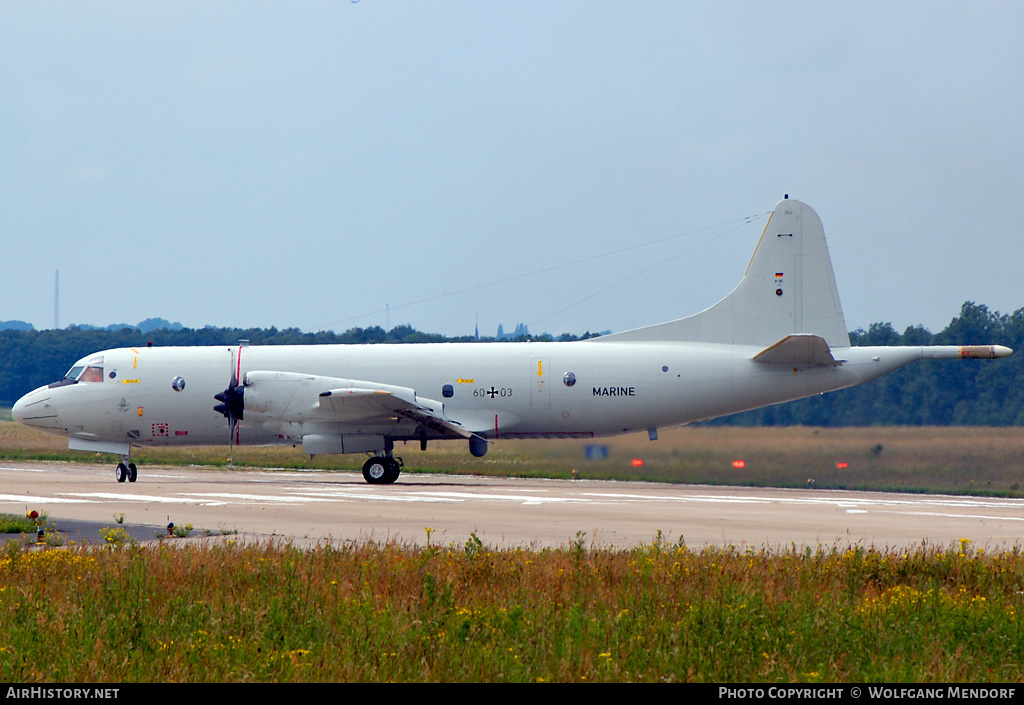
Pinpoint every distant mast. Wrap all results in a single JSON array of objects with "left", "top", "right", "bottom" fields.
[{"left": 53, "top": 270, "right": 59, "bottom": 330}]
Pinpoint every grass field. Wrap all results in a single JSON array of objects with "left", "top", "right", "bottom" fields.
[
  {"left": 2, "top": 420, "right": 1023, "bottom": 496},
  {"left": 1, "top": 537, "right": 1022, "bottom": 682}
]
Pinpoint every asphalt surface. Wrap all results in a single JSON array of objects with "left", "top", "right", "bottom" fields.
[{"left": 1, "top": 460, "right": 1023, "bottom": 550}]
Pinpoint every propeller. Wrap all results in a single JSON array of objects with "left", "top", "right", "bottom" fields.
[{"left": 213, "top": 347, "right": 245, "bottom": 467}]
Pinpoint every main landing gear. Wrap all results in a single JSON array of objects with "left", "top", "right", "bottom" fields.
[
  {"left": 115, "top": 461, "right": 138, "bottom": 483},
  {"left": 362, "top": 455, "right": 402, "bottom": 485}
]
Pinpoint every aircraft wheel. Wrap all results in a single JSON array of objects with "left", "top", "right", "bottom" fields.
[
  {"left": 362, "top": 457, "right": 402, "bottom": 485},
  {"left": 384, "top": 457, "right": 402, "bottom": 484},
  {"left": 115, "top": 463, "right": 128, "bottom": 483},
  {"left": 362, "top": 457, "right": 389, "bottom": 485},
  {"left": 128, "top": 463, "right": 138, "bottom": 483}
]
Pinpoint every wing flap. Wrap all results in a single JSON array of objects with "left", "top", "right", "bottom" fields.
[{"left": 318, "top": 386, "right": 474, "bottom": 439}]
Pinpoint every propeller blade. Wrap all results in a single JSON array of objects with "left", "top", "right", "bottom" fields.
[{"left": 213, "top": 347, "right": 245, "bottom": 468}]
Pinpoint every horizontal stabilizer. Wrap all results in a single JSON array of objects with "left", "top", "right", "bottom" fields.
[{"left": 753, "top": 334, "right": 839, "bottom": 367}]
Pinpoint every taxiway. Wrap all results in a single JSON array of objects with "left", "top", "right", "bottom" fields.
[{"left": 1, "top": 461, "right": 1022, "bottom": 550}]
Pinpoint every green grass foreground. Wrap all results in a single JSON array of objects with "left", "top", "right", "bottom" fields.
[{"left": 2, "top": 537, "right": 1023, "bottom": 682}]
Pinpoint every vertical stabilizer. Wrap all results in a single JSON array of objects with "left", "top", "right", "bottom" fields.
[{"left": 597, "top": 198, "right": 850, "bottom": 348}]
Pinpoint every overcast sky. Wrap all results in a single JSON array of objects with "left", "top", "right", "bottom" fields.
[{"left": 2, "top": 2, "right": 1021, "bottom": 339}]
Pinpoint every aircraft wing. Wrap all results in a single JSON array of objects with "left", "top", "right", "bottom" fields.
[
  {"left": 753, "top": 334, "right": 841, "bottom": 367},
  {"left": 317, "top": 386, "right": 474, "bottom": 439},
  {"left": 242, "top": 370, "right": 474, "bottom": 439}
]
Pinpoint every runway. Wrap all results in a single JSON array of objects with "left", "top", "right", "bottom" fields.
[{"left": 1, "top": 460, "right": 1023, "bottom": 550}]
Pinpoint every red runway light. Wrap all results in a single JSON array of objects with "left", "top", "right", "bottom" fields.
[
  {"left": 631, "top": 458, "right": 644, "bottom": 467},
  {"left": 732, "top": 460, "right": 746, "bottom": 468}
]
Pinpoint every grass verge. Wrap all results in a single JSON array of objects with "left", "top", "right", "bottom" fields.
[{"left": 0, "top": 537, "right": 1022, "bottom": 682}]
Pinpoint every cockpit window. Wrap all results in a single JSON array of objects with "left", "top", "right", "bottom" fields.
[
  {"left": 48, "top": 366, "right": 84, "bottom": 388},
  {"left": 48, "top": 363, "right": 104, "bottom": 388},
  {"left": 78, "top": 366, "right": 104, "bottom": 383}
]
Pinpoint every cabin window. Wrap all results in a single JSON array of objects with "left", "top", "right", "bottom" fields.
[
  {"left": 563, "top": 372, "right": 577, "bottom": 387},
  {"left": 442, "top": 384, "right": 454, "bottom": 398}
]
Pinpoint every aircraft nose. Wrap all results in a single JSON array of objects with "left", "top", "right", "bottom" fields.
[{"left": 12, "top": 389, "right": 63, "bottom": 430}]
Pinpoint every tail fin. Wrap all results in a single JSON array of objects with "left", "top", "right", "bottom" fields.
[{"left": 597, "top": 198, "right": 850, "bottom": 348}]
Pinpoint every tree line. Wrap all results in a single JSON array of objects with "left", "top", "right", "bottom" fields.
[
  {"left": 0, "top": 302, "right": 1020, "bottom": 426},
  {"left": 709, "top": 302, "right": 1024, "bottom": 427},
  {"left": 0, "top": 324, "right": 591, "bottom": 406}
]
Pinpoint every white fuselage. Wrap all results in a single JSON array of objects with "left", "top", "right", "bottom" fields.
[{"left": 13, "top": 339, "right": 930, "bottom": 453}]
